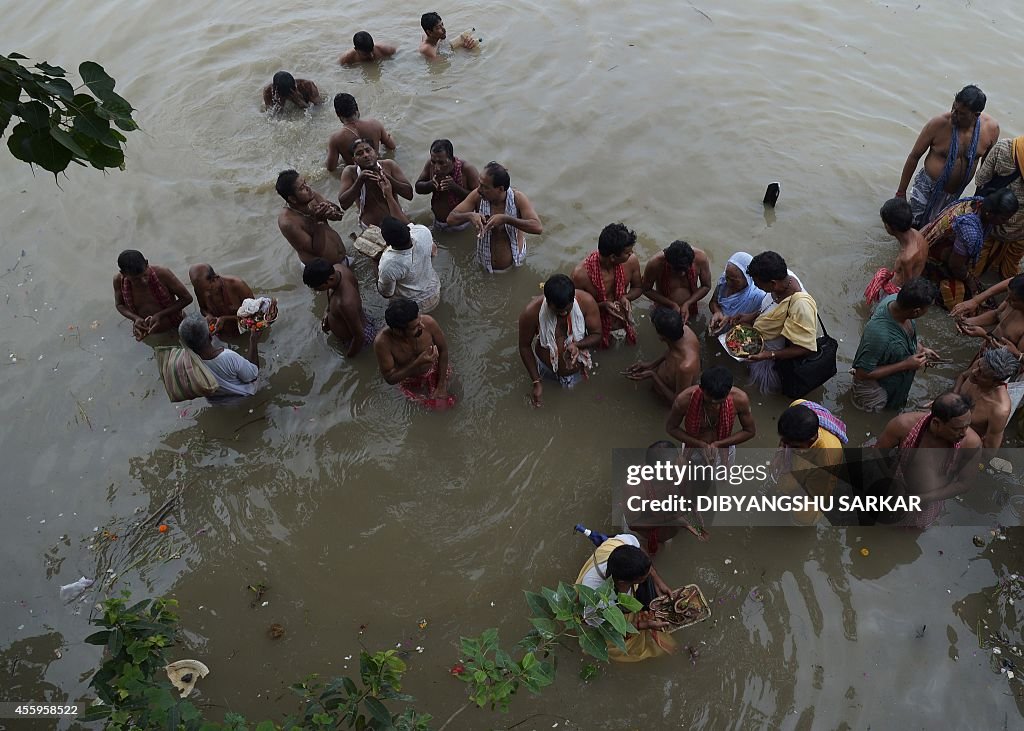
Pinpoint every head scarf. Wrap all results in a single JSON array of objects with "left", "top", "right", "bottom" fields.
[{"left": 715, "top": 252, "right": 765, "bottom": 317}]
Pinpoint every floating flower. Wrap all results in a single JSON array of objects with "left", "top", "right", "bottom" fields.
[
  {"left": 449, "top": 663, "right": 465, "bottom": 676},
  {"left": 158, "top": 524, "right": 169, "bottom": 533}
]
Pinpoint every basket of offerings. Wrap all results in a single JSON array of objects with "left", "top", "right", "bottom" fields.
[
  {"left": 723, "top": 324, "right": 763, "bottom": 358},
  {"left": 648, "top": 584, "right": 712, "bottom": 633}
]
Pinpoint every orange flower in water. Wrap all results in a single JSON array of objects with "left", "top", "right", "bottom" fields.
[{"left": 158, "top": 524, "right": 169, "bottom": 533}]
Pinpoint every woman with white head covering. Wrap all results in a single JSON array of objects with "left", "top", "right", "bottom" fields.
[{"left": 709, "top": 252, "right": 767, "bottom": 333}]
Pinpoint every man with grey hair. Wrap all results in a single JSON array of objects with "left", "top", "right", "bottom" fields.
[
  {"left": 954, "top": 347, "right": 1019, "bottom": 453},
  {"left": 178, "top": 314, "right": 261, "bottom": 404}
]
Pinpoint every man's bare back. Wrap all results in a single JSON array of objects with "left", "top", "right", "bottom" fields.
[
  {"left": 339, "top": 45, "right": 396, "bottom": 65},
  {"left": 653, "top": 326, "right": 700, "bottom": 399},
  {"left": 957, "top": 377, "right": 1010, "bottom": 451},
  {"left": 324, "top": 264, "right": 369, "bottom": 354},
  {"left": 890, "top": 229, "right": 928, "bottom": 289}
]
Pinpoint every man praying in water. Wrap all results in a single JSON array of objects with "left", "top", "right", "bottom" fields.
[
  {"left": 414, "top": 139, "right": 480, "bottom": 231},
  {"left": 262, "top": 72, "right": 321, "bottom": 112},
  {"left": 338, "top": 139, "right": 414, "bottom": 230},
  {"left": 275, "top": 170, "right": 349, "bottom": 268},
  {"left": 418, "top": 12, "right": 478, "bottom": 59},
  {"left": 113, "top": 250, "right": 192, "bottom": 341},
  {"left": 374, "top": 298, "right": 454, "bottom": 409},
  {"left": 188, "top": 263, "right": 257, "bottom": 337},
  {"left": 338, "top": 31, "right": 397, "bottom": 65},
  {"left": 326, "top": 93, "right": 396, "bottom": 171}
]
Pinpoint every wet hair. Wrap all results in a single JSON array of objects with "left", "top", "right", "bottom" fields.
[
  {"left": 982, "top": 347, "right": 1020, "bottom": 382},
  {"left": 178, "top": 314, "right": 211, "bottom": 353},
  {"left": 543, "top": 274, "right": 575, "bottom": 310},
  {"left": 333, "top": 92, "right": 358, "bottom": 118},
  {"left": 931, "top": 391, "right": 972, "bottom": 421},
  {"left": 380, "top": 216, "right": 412, "bottom": 250},
  {"left": 1008, "top": 274, "right": 1024, "bottom": 300},
  {"left": 778, "top": 404, "right": 820, "bottom": 444},
  {"left": 275, "top": 169, "right": 300, "bottom": 200},
  {"left": 645, "top": 440, "right": 676, "bottom": 465},
  {"left": 429, "top": 138, "right": 454, "bottom": 159},
  {"left": 955, "top": 85, "right": 986, "bottom": 114},
  {"left": 606, "top": 545, "right": 651, "bottom": 584},
  {"left": 651, "top": 307, "right": 684, "bottom": 341},
  {"left": 880, "top": 197, "right": 913, "bottom": 232},
  {"left": 302, "top": 258, "right": 334, "bottom": 288},
  {"left": 350, "top": 137, "right": 374, "bottom": 155},
  {"left": 895, "top": 277, "right": 937, "bottom": 310},
  {"left": 117, "top": 249, "right": 147, "bottom": 275},
  {"left": 421, "top": 12, "right": 442, "bottom": 32},
  {"left": 699, "top": 366, "right": 733, "bottom": 400},
  {"left": 664, "top": 240, "right": 695, "bottom": 271},
  {"left": 982, "top": 188, "right": 1020, "bottom": 218},
  {"left": 597, "top": 223, "right": 637, "bottom": 258},
  {"left": 353, "top": 31, "right": 374, "bottom": 54},
  {"left": 385, "top": 298, "right": 420, "bottom": 329},
  {"left": 747, "top": 251, "right": 788, "bottom": 282},
  {"left": 272, "top": 71, "right": 296, "bottom": 96},
  {"left": 483, "top": 161, "right": 510, "bottom": 190}
]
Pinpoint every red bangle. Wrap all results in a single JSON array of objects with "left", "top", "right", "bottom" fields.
[{"left": 894, "top": 191, "right": 906, "bottom": 198}]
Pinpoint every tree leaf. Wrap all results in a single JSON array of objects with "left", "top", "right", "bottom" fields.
[
  {"left": 617, "top": 592, "right": 644, "bottom": 613},
  {"left": 362, "top": 697, "right": 393, "bottom": 727},
  {"left": 254, "top": 721, "right": 276, "bottom": 731},
  {"left": 83, "top": 631, "right": 111, "bottom": 645},
  {"left": 79, "top": 61, "right": 116, "bottom": 100},
  {"left": 595, "top": 621, "right": 627, "bottom": 653},
  {"left": 107, "top": 627, "right": 124, "bottom": 657},
  {"left": 50, "top": 126, "right": 89, "bottom": 158},
  {"left": 577, "top": 626, "right": 609, "bottom": 662},
  {"left": 16, "top": 100, "right": 50, "bottom": 129},
  {"left": 524, "top": 590, "right": 554, "bottom": 619},
  {"left": 529, "top": 617, "right": 557, "bottom": 636},
  {"left": 7, "top": 52, "right": 28, "bottom": 60},
  {"left": 600, "top": 605, "right": 631, "bottom": 637},
  {"left": 34, "top": 61, "right": 67, "bottom": 77}
]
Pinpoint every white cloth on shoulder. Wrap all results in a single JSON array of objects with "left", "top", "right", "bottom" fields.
[
  {"left": 476, "top": 187, "right": 526, "bottom": 273},
  {"left": 357, "top": 162, "right": 384, "bottom": 221},
  {"left": 538, "top": 297, "right": 593, "bottom": 372}
]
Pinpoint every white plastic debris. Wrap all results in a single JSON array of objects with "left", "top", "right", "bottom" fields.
[
  {"left": 165, "top": 659, "right": 210, "bottom": 698},
  {"left": 59, "top": 577, "right": 94, "bottom": 602}
]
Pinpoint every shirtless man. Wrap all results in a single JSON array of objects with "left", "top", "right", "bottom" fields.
[
  {"left": 276, "top": 170, "right": 348, "bottom": 267},
  {"left": 517, "top": 274, "right": 601, "bottom": 407},
  {"left": 326, "top": 94, "right": 396, "bottom": 171},
  {"left": 303, "top": 258, "right": 373, "bottom": 358},
  {"left": 641, "top": 240, "right": 712, "bottom": 323},
  {"left": 338, "top": 140, "right": 413, "bottom": 230},
  {"left": 957, "top": 274, "right": 1024, "bottom": 356},
  {"left": 374, "top": 298, "right": 452, "bottom": 406},
  {"left": 864, "top": 198, "right": 928, "bottom": 304},
  {"left": 447, "top": 162, "right": 543, "bottom": 273},
  {"left": 188, "top": 263, "right": 256, "bottom": 337},
  {"left": 665, "top": 366, "right": 756, "bottom": 458},
  {"left": 572, "top": 223, "right": 644, "bottom": 348},
  {"left": 262, "top": 72, "right": 321, "bottom": 112},
  {"left": 113, "top": 250, "right": 192, "bottom": 341},
  {"left": 418, "top": 12, "right": 478, "bottom": 59},
  {"left": 338, "top": 31, "right": 396, "bottom": 65},
  {"left": 624, "top": 308, "right": 700, "bottom": 403},
  {"left": 896, "top": 85, "right": 1000, "bottom": 228},
  {"left": 874, "top": 392, "right": 982, "bottom": 528},
  {"left": 414, "top": 139, "right": 479, "bottom": 230},
  {"left": 954, "top": 347, "right": 1018, "bottom": 454}
]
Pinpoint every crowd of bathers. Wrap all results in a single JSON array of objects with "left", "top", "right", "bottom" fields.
[{"left": 111, "top": 16, "right": 1024, "bottom": 541}]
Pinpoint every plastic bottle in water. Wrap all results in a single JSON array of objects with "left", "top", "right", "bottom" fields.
[
  {"left": 574, "top": 524, "right": 608, "bottom": 547},
  {"left": 59, "top": 576, "right": 94, "bottom": 602}
]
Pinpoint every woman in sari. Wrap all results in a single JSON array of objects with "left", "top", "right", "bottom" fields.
[
  {"left": 738, "top": 251, "right": 818, "bottom": 394},
  {"left": 709, "top": 251, "right": 767, "bottom": 333}
]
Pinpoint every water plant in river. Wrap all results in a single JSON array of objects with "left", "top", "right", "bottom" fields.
[{"left": 82, "top": 581, "right": 640, "bottom": 729}]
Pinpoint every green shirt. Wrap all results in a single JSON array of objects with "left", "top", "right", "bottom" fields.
[{"left": 852, "top": 294, "right": 917, "bottom": 408}]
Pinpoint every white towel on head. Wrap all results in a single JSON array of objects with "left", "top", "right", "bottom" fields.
[{"left": 538, "top": 297, "right": 592, "bottom": 372}]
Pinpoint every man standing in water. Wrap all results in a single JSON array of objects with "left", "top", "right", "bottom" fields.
[
  {"left": 178, "top": 314, "right": 261, "bottom": 404},
  {"left": 864, "top": 198, "right": 928, "bottom": 304},
  {"left": 375, "top": 298, "right": 454, "bottom": 409},
  {"left": 326, "top": 94, "right": 397, "bottom": 171},
  {"left": 418, "top": 12, "right": 478, "bottom": 59},
  {"left": 188, "top": 263, "right": 256, "bottom": 337},
  {"left": 665, "top": 366, "right": 756, "bottom": 461},
  {"left": 113, "top": 250, "right": 192, "bottom": 341},
  {"left": 572, "top": 223, "right": 644, "bottom": 348},
  {"left": 303, "top": 258, "right": 374, "bottom": 358},
  {"left": 517, "top": 274, "right": 602, "bottom": 407},
  {"left": 338, "top": 140, "right": 414, "bottom": 230},
  {"left": 414, "top": 139, "right": 479, "bottom": 231},
  {"left": 954, "top": 347, "right": 1018, "bottom": 455},
  {"left": 874, "top": 392, "right": 981, "bottom": 529},
  {"left": 624, "top": 308, "right": 701, "bottom": 402},
  {"left": 262, "top": 72, "right": 321, "bottom": 112},
  {"left": 641, "top": 240, "right": 712, "bottom": 323},
  {"left": 446, "top": 161, "right": 543, "bottom": 273},
  {"left": 896, "top": 85, "right": 1000, "bottom": 227},
  {"left": 276, "top": 170, "right": 349, "bottom": 267},
  {"left": 338, "top": 32, "right": 397, "bottom": 65}
]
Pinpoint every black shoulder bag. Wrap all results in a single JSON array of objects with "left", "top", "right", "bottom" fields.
[
  {"left": 776, "top": 314, "right": 838, "bottom": 399},
  {"left": 975, "top": 147, "right": 1021, "bottom": 197}
]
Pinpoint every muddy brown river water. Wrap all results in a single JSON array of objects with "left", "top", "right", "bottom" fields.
[{"left": 3, "top": 1, "right": 1024, "bottom": 729}]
